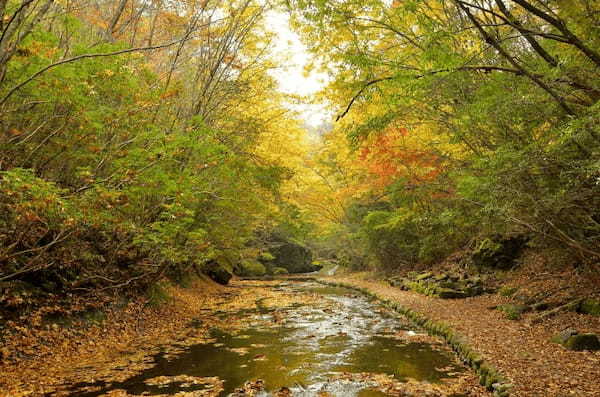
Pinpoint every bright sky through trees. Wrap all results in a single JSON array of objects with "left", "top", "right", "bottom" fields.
[{"left": 265, "top": 10, "right": 331, "bottom": 128}]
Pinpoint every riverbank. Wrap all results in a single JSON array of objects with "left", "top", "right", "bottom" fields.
[{"left": 318, "top": 273, "right": 600, "bottom": 397}]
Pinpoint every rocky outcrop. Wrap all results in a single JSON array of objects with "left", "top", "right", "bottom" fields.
[{"left": 388, "top": 272, "right": 489, "bottom": 299}]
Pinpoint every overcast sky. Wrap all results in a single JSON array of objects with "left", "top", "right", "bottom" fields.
[{"left": 265, "top": 11, "right": 332, "bottom": 128}]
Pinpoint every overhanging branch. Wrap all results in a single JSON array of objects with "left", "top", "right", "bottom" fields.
[{"left": 336, "top": 65, "right": 547, "bottom": 121}]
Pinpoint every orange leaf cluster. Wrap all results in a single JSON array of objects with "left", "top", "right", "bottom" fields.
[{"left": 358, "top": 126, "right": 442, "bottom": 189}]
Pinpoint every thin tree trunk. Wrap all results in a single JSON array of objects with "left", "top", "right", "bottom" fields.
[
  {"left": 105, "top": 0, "right": 128, "bottom": 41},
  {"left": 510, "top": 0, "right": 600, "bottom": 68}
]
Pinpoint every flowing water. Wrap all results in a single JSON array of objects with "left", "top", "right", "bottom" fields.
[{"left": 56, "top": 282, "right": 468, "bottom": 397}]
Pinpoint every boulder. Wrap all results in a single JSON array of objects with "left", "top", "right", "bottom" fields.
[
  {"left": 203, "top": 261, "right": 232, "bottom": 285},
  {"left": 262, "top": 234, "right": 314, "bottom": 274}
]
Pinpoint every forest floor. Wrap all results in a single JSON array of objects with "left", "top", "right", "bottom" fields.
[{"left": 319, "top": 271, "right": 600, "bottom": 397}]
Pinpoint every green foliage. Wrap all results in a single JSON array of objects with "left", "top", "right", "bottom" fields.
[{"left": 360, "top": 195, "right": 472, "bottom": 268}]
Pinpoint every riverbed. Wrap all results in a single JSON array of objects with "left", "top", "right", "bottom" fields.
[{"left": 47, "top": 281, "right": 477, "bottom": 397}]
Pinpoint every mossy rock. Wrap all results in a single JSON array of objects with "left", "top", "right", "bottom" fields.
[
  {"left": 578, "top": 299, "right": 600, "bottom": 316},
  {"left": 438, "top": 280, "right": 459, "bottom": 289},
  {"left": 437, "top": 288, "right": 468, "bottom": 299},
  {"left": 272, "top": 267, "right": 288, "bottom": 275},
  {"left": 563, "top": 334, "right": 600, "bottom": 351},
  {"left": 266, "top": 235, "right": 314, "bottom": 273},
  {"left": 237, "top": 260, "right": 266, "bottom": 277},
  {"left": 403, "top": 275, "right": 484, "bottom": 299},
  {"left": 497, "top": 304, "right": 528, "bottom": 320},
  {"left": 464, "top": 285, "right": 484, "bottom": 296},
  {"left": 415, "top": 272, "right": 433, "bottom": 281},
  {"left": 434, "top": 273, "right": 449, "bottom": 281}
]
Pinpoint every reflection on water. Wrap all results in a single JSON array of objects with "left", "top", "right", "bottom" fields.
[{"left": 58, "top": 282, "right": 465, "bottom": 396}]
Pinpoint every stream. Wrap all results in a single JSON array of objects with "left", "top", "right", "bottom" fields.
[{"left": 53, "top": 281, "right": 471, "bottom": 397}]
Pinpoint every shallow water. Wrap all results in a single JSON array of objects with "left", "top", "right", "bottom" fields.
[{"left": 58, "top": 281, "right": 466, "bottom": 396}]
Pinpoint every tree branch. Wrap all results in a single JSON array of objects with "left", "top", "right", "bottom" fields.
[
  {"left": 0, "top": 33, "right": 197, "bottom": 106},
  {"left": 336, "top": 77, "right": 393, "bottom": 121}
]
